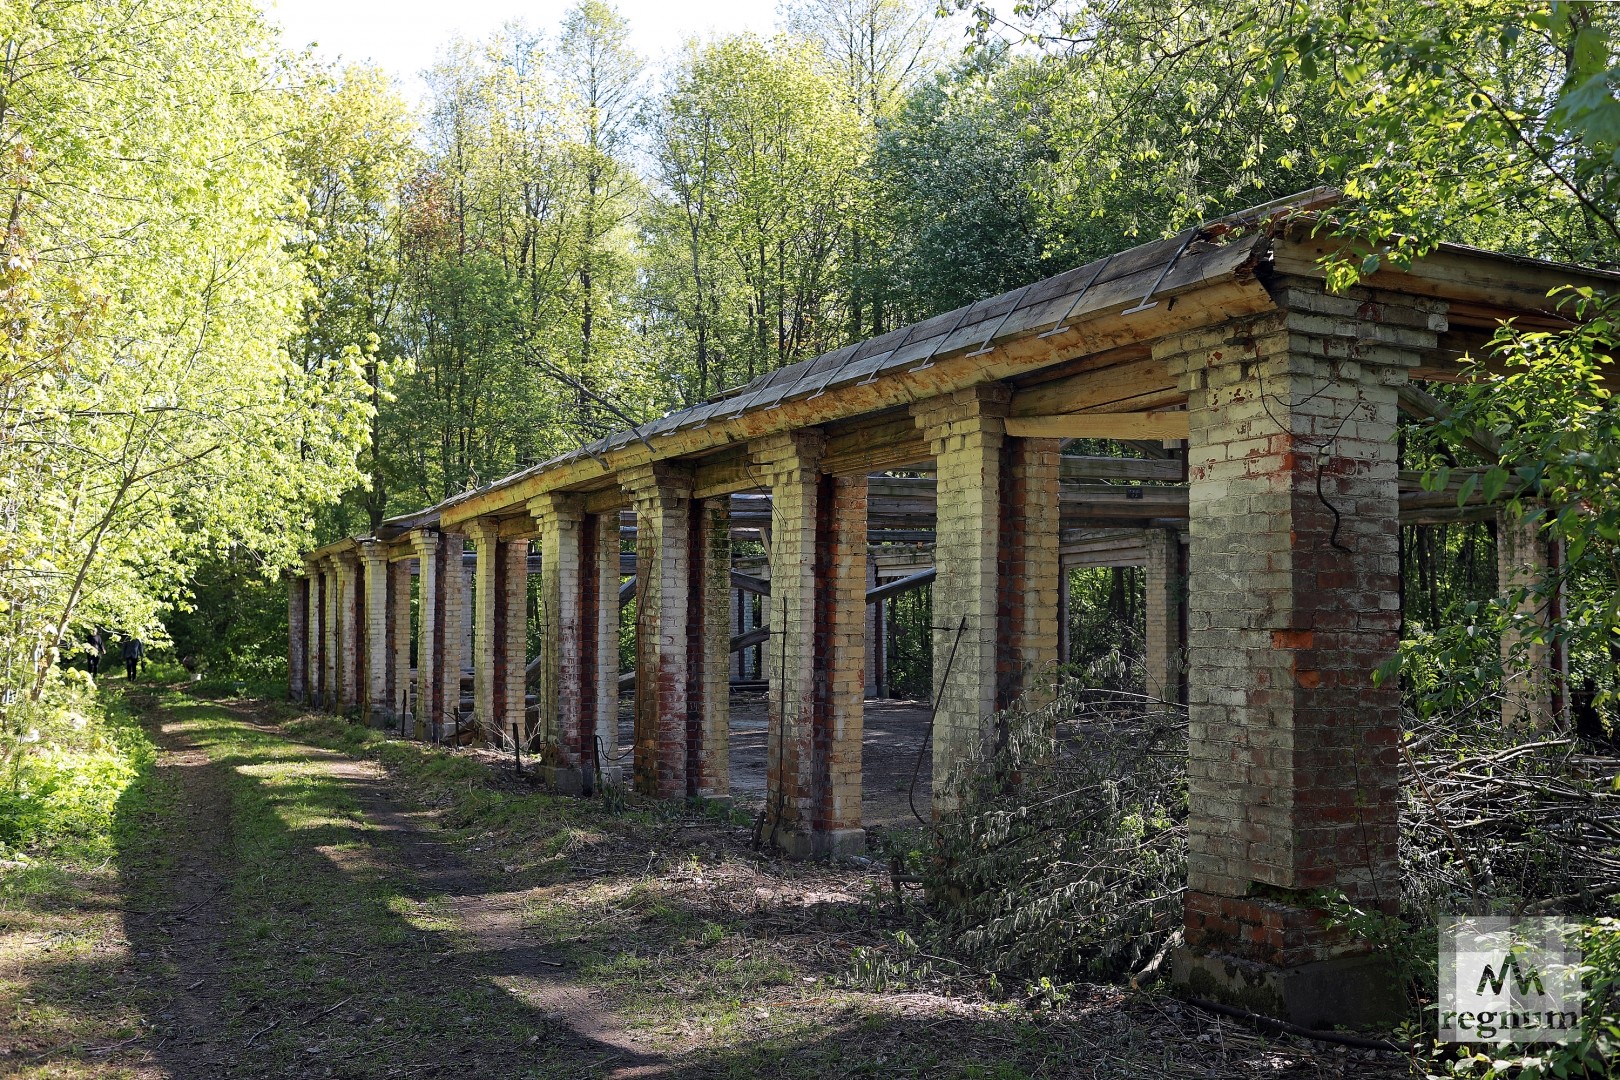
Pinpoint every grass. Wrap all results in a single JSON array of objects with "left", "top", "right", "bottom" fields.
[{"left": 0, "top": 683, "right": 1415, "bottom": 1078}]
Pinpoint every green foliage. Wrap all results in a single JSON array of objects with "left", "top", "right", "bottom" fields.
[
  {"left": 0, "top": 0, "right": 373, "bottom": 713},
  {"left": 923, "top": 682, "right": 1187, "bottom": 982},
  {"left": 0, "top": 674, "right": 154, "bottom": 856}
]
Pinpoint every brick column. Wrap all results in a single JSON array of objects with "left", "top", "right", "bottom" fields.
[
  {"left": 389, "top": 557, "right": 413, "bottom": 725},
  {"left": 497, "top": 537, "right": 530, "bottom": 759},
  {"left": 583, "top": 510, "right": 623, "bottom": 786},
  {"left": 410, "top": 531, "right": 440, "bottom": 737},
  {"left": 752, "top": 433, "right": 867, "bottom": 857},
  {"left": 321, "top": 557, "right": 340, "bottom": 712},
  {"left": 911, "top": 386, "right": 1060, "bottom": 808},
  {"left": 1497, "top": 510, "right": 1554, "bottom": 729},
  {"left": 468, "top": 520, "right": 502, "bottom": 744},
  {"left": 690, "top": 496, "right": 732, "bottom": 800},
  {"left": 288, "top": 572, "right": 309, "bottom": 703},
  {"left": 1160, "top": 282, "right": 1442, "bottom": 1027},
  {"left": 336, "top": 552, "right": 364, "bottom": 713},
  {"left": 1143, "top": 528, "right": 1184, "bottom": 705},
  {"left": 530, "top": 494, "right": 590, "bottom": 791},
  {"left": 864, "top": 556, "right": 878, "bottom": 698},
  {"left": 306, "top": 565, "right": 323, "bottom": 707},
  {"left": 441, "top": 534, "right": 469, "bottom": 739},
  {"left": 621, "top": 465, "right": 694, "bottom": 799},
  {"left": 361, "top": 542, "right": 389, "bottom": 725}
]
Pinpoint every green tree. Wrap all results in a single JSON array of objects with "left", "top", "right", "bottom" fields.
[{"left": 0, "top": 0, "right": 372, "bottom": 710}]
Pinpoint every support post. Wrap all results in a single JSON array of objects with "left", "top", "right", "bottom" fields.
[
  {"left": 689, "top": 495, "right": 732, "bottom": 800},
  {"left": 361, "top": 542, "right": 389, "bottom": 725},
  {"left": 321, "top": 557, "right": 340, "bottom": 712},
  {"left": 1497, "top": 509, "right": 1555, "bottom": 730},
  {"left": 288, "top": 572, "right": 309, "bottom": 704},
  {"left": 335, "top": 551, "right": 363, "bottom": 714},
  {"left": 468, "top": 520, "right": 501, "bottom": 744},
  {"left": 530, "top": 494, "right": 590, "bottom": 792},
  {"left": 619, "top": 466, "right": 695, "bottom": 799},
  {"left": 752, "top": 432, "right": 866, "bottom": 857},
  {"left": 911, "top": 386, "right": 1060, "bottom": 809},
  {"left": 497, "top": 537, "right": 530, "bottom": 761},
  {"left": 306, "top": 565, "right": 323, "bottom": 707},
  {"left": 390, "top": 557, "right": 413, "bottom": 726},
  {"left": 1160, "top": 281, "right": 1443, "bottom": 1028},
  {"left": 441, "top": 534, "right": 468, "bottom": 739},
  {"left": 410, "top": 531, "right": 440, "bottom": 737},
  {"left": 1144, "top": 528, "right": 1184, "bottom": 705},
  {"left": 582, "top": 510, "right": 623, "bottom": 786}
]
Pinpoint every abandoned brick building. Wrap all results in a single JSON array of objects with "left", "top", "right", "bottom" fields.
[{"left": 290, "top": 194, "right": 1613, "bottom": 1024}]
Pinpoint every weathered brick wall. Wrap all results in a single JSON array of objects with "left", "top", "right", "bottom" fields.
[
  {"left": 621, "top": 465, "right": 694, "bottom": 798},
  {"left": 410, "top": 531, "right": 441, "bottom": 734},
  {"left": 752, "top": 432, "right": 867, "bottom": 856},
  {"left": 361, "top": 544, "right": 389, "bottom": 724},
  {"left": 1497, "top": 510, "right": 1554, "bottom": 729},
  {"left": 1143, "top": 528, "right": 1185, "bottom": 705},
  {"left": 687, "top": 497, "right": 732, "bottom": 799},
  {"left": 1160, "top": 280, "right": 1441, "bottom": 979},
  {"left": 288, "top": 574, "right": 308, "bottom": 703},
  {"left": 467, "top": 521, "right": 501, "bottom": 743}
]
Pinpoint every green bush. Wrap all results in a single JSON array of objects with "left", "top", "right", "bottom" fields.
[{"left": 0, "top": 672, "right": 155, "bottom": 857}]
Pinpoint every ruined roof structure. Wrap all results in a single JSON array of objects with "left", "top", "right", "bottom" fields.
[{"left": 292, "top": 189, "right": 1619, "bottom": 1028}]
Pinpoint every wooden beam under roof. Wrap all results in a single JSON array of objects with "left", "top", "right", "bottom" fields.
[{"left": 1006, "top": 412, "right": 1190, "bottom": 441}]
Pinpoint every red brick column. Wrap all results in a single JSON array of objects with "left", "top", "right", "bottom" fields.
[
  {"left": 752, "top": 432, "right": 867, "bottom": 857},
  {"left": 288, "top": 571, "right": 309, "bottom": 704},
  {"left": 1160, "top": 281, "right": 1443, "bottom": 1027},
  {"left": 620, "top": 466, "right": 695, "bottom": 799}
]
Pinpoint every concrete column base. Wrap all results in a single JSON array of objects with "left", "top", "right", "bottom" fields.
[
  {"left": 1171, "top": 949, "right": 1403, "bottom": 1030},
  {"left": 543, "top": 765, "right": 586, "bottom": 796},
  {"left": 771, "top": 826, "right": 865, "bottom": 860}
]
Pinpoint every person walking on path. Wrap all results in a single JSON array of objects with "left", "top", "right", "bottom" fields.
[{"left": 121, "top": 634, "right": 144, "bottom": 680}]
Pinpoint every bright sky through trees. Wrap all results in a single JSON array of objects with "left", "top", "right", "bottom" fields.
[{"left": 267, "top": 0, "right": 779, "bottom": 97}]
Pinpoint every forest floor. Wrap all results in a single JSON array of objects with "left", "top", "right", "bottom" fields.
[{"left": 0, "top": 684, "right": 1415, "bottom": 1079}]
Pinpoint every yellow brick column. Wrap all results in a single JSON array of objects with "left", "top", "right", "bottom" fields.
[
  {"left": 360, "top": 542, "right": 389, "bottom": 725},
  {"left": 336, "top": 551, "right": 364, "bottom": 714},
  {"left": 289, "top": 569, "right": 310, "bottom": 704},
  {"left": 496, "top": 536, "right": 530, "bottom": 760},
  {"left": 1143, "top": 528, "right": 1185, "bottom": 706},
  {"left": 1497, "top": 510, "right": 1555, "bottom": 729},
  {"left": 439, "top": 533, "right": 469, "bottom": 739},
  {"left": 582, "top": 510, "right": 623, "bottom": 786},
  {"left": 529, "top": 494, "right": 590, "bottom": 792},
  {"left": 751, "top": 432, "right": 867, "bottom": 857},
  {"left": 409, "top": 530, "right": 440, "bottom": 736},
  {"left": 304, "top": 561, "right": 323, "bottom": 706},
  {"left": 467, "top": 520, "right": 502, "bottom": 744},
  {"left": 620, "top": 465, "right": 694, "bottom": 799},
  {"left": 691, "top": 495, "right": 732, "bottom": 800},
  {"left": 320, "top": 556, "right": 341, "bottom": 712},
  {"left": 913, "top": 390, "right": 1002, "bottom": 806},
  {"left": 388, "top": 556, "right": 413, "bottom": 726}
]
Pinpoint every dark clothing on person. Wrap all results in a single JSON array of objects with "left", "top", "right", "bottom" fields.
[{"left": 121, "top": 636, "right": 143, "bottom": 680}]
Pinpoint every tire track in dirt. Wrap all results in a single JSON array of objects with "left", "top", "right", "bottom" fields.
[{"left": 238, "top": 715, "right": 682, "bottom": 1079}]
